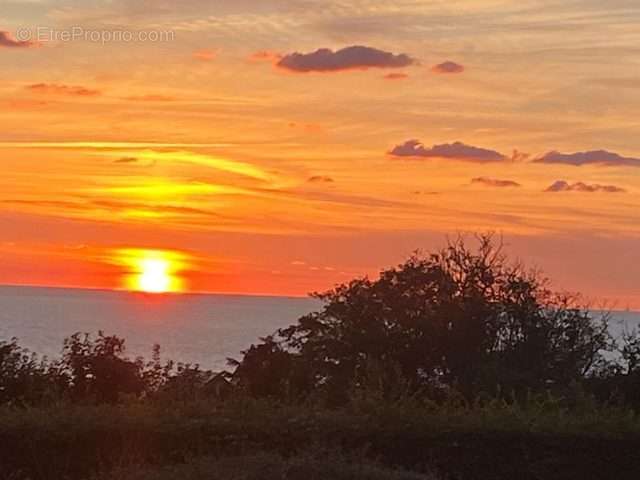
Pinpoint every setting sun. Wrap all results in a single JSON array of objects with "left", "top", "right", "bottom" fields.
[
  {"left": 115, "top": 249, "right": 189, "bottom": 294},
  {"left": 138, "top": 258, "right": 171, "bottom": 293}
]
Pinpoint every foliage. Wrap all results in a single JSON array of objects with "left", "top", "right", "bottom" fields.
[
  {"left": 1, "top": 398, "right": 639, "bottom": 480},
  {"left": 101, "top": 452, "right": 435, "bottom": 480},
  {"left": 0, "top": 338, "right": 66, "bottom": 406},
  {"left": 587, "top": 329, "right": 640, "bottom": 410},
  {"left": 0, "top": 332, "right": 220, "bottom": 406},
  {"left": 61, "top": 332, "right": 148, "bottom": 403},
  {"left": 232, "top": 235, "right": 612, "bottom": 402}
]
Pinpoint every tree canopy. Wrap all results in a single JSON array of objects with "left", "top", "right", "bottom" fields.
[{"left": 231, "top": 235, "right": 612, "bottom": 402}]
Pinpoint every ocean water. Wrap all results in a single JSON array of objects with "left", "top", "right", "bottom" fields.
[
  {"left": 0, "top": 286, "right": 319, "bottom": 371},
  {"left": 0, "top": 286, "right": 638, "bottom": 371}
]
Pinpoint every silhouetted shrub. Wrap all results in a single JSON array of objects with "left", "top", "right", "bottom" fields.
[{"left": 0, "top": 338, "right": 66, "bottom": 405}]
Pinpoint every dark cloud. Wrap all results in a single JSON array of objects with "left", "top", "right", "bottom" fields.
[
  {"left": 114, "top": 157, "right": 139, "bottom": 164},
  {"left": 383, "top": 72, "right": 409, "bottom": 80},
  {"left": 277, "top": 46, "right": 416, "bottom": 73},
  {"left": 471, "top": 177, "right": 521, "bottom": 188},
  {"left": 0, "top": 31, "right": 39, "bottom": 49},
  {"left": 535, "top": 150, "right": 640, "bottom": 167},
  {"left": 389, "top": 140, "right": 507, "bottom": 162},
  {"left": 545, "top": 180, "right": 626, "bottom": 193},
  {"left": 26, "top": 84, "right": 101, "bottom": 97},
  {"left": 308, "top": 176, "right": 334, "bottom": 183},
  {"left": 432, "top": 61, "right": 464, "bottom": 74}
]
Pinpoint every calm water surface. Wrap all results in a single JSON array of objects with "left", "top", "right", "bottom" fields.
[
  {"left": 0, "top": 286, "right": 319, "bottom": 370},
  {"left": 0, "top": 286, "right": 638, "bottom": 370}
]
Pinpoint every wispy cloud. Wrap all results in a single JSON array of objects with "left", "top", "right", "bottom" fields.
[
  {"left": 277, "top": 46, "right": 416, "bottom": 73},
  {"left": 471, "top": 177, "right": 521, "bottom": 188},
  {"left": 89, "top": 180, "right": 247, "bottom": 198},
  {"left": 193, "top": 49, "right": 217, "bottom": 61},
  {"left": 123, "top": 94, "right": 176, "bottom": 102},
  {"left": 114, "top": 157, "right": 139, "bottom": 164},
  {"left": 26, "top": 84, "right": 101, "bottom": 97},
  {"left": 2, "top": 198, "right": 223, "bottom": 219},
  {"left": 98, "top": 150, "right": 272, "bottom": 181},
  {"left": 383, "top": 72, "right": 409, "bottom": 80},
  {"left": 249, "top": 50, "right": 282, "bottom": 62},
  {"left": 0, "top": 142, "right": 234, "bottom": 149}
]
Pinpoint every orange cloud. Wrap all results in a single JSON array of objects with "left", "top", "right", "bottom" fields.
[
  {"left": 193, "top": 49, "right": 217, "bottom": 61},
  {"left": 308, "top": 176, "right": 334, "bottom": 183},
  {"left": 26, "top": 83, "right": 101, "bottom": 97},
  {"left": 113, "top": 157, "right": 139, "bottom": 164},
  {"left": 6, "top": 99, "right": 48, "bottom": 109},
  {"left": 383, "top": 72, "right": 409, "bottom": 80},
  {"left": 0, "top": 31, "right": 39, "bottom": 49},
  {"left": 471, "top": 177, "right": 521, "bottom": 188},
  {"left": 288, "top": 122, "right": 326, "bottom": 135},
  {"left": 432, "top": 61, "right": 465, "bottom": 74},
  {"left": 249, "top": 50, "right": 282, "bottom": 62},
  {"left": 124, "top": 94, "right": 176, "bottom": 102}
]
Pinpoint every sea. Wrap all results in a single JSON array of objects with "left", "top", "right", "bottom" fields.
[
  {"left": 0, "top": 286, "right": 320, "bottom": 371},
  {"left": 0, "top": 285, "right": 638, "bottom": 371}
]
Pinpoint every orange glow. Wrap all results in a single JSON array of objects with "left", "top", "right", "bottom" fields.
[
  {"left": 1, "top": 0, "right": 640, "bottom": 309},
  {"left": 116, "top": 249, "right": 190, "bottom": 294}
]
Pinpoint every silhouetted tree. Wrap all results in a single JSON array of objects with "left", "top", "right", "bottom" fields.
[
  {"left": 588, "top": 329, "right": 640, "bottom": 409},
  {"left": 232, "top": 235, "right": 612, "bottom": 401},
  {"left": 61, "top": 332, "right": 146, "bottom": 403},
  {"left": 228, "top": 336, "right": 312, "bottom": 399}
]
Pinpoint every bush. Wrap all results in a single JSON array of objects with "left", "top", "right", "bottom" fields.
[
  {"left": 102, "top": 452, "right": 435, "bottom": 480},
  {"left": 0, "top": 338, "right": 66, "bottom": 406},
  {"left": 0, "top": 400, "right": 639, "bottom": 480}
]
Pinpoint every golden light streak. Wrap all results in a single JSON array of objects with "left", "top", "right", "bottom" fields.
[
  {"left": 0, "top": 142, "right": 234, "bottom": 149},
  {"left": 90, "top": 180, "right": 246, "bottom": 198},
  {"left": 103, "top": 150, "right": 272, "bottom": 181}
]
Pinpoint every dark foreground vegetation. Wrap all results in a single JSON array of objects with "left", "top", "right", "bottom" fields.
[{"left": 2, "top": 236, "right": 640, "bottom": 479}]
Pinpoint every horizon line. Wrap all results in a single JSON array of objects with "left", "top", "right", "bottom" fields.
[{"left": 0, "top": 282, "right": 314, "bottom": 301}]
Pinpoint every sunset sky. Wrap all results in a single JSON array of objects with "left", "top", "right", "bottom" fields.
[{"left": 0, "top": 0, "right": 639, "bottom": 307}]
